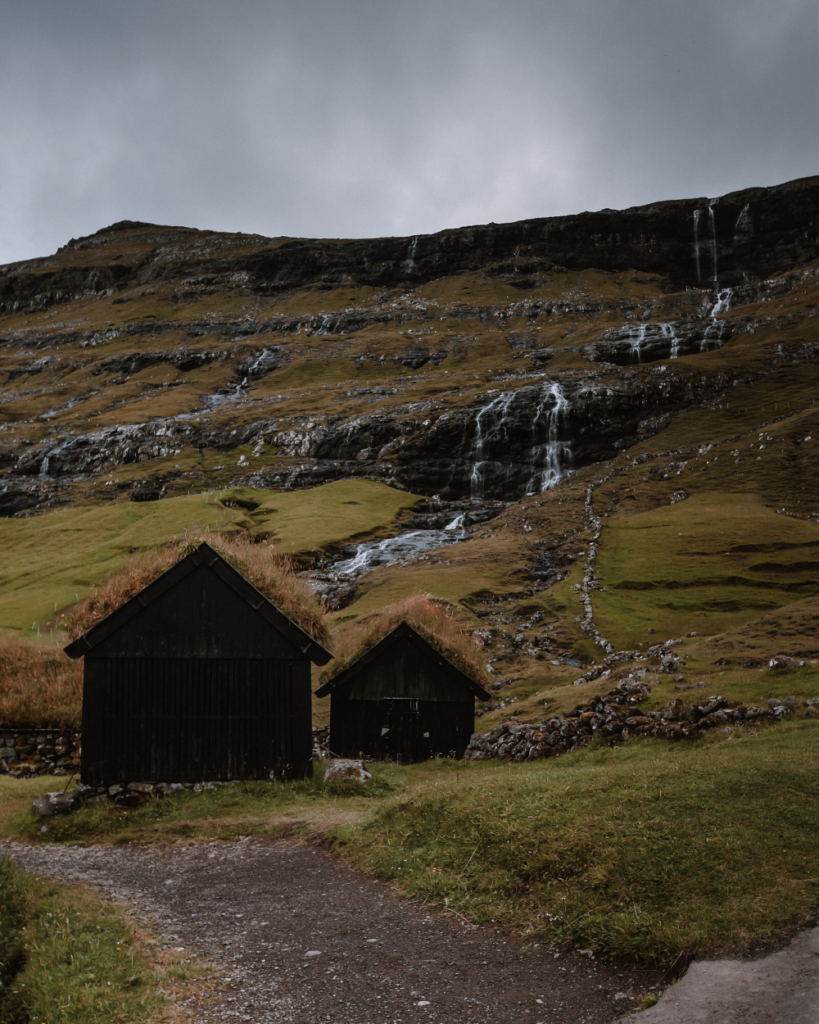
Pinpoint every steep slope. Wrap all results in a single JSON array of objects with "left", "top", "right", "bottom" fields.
[{"left": 1, "top": 177, "right": 818, "bottom": 711}]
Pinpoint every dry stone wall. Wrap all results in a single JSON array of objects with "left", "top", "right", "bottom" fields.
[
  {"left": 465, "top": 680, "right": 812, "bottom": 762},
  {"left": 0, "top": 728, "right": 80, "bottom": 776}
]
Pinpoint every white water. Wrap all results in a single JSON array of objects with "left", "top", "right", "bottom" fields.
[
  {"left": 467, "top": 382, "right": 572, "bottom": 499},
  {"left": 470, "top": 390, "right": 516, "bottom": 499},
  {"left": 707, "top": 198, "right": 719, "bottom": 284},
  {"left": 710, "top": 288, "right": 733, "bottom": 316},
  {"left": 614, "top": 322, "right": 683, "bottom": 361},
  {"left": 693, "top": 209, "right": 702, "bottom": 282},
  {"left": 445, "top": 512, "right": 467, "bottom": 530},
  {"left": 629, "top": 324, "right": 649, "bottom": 363},
  {"left": 333, "top": 528, "right": 467, "bottom": 576},
  {"left": 403, "top": 235, "right": 420, "bottom": 272},
  {"left": 735, "top": 203, "right": 751, "bottom": 234},
  {"left": 525, "top": 381, "right": 571, "bottom": 494},
  {"left": 661, "top": 323, "right": 681, "bottom": 359}
]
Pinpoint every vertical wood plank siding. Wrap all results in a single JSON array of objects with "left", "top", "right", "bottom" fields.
[
  {"left": 82, "top": 657, "right": 312, "bottom": 785},
  {"left": 330, "top": 698, "right": 475, "bottom": 762}
]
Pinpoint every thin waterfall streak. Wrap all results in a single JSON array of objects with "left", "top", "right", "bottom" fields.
[
  {"left": 630, "top": 324, "right": 647, "bottom": 363},
  {"left": 470, "top": 391, "right": 516, "bottom": 499},
  {"left": 661, "top": 323, "right": 680, "bottom": 360},
  {"left": 707, "top": 199, "right": 719, "bottom": 285},
  {"left": 525, "top": 382, "right": 571, "bottom": 494},
  {"left": 693, "top": 210, "right": 702, "bottom": 282}
]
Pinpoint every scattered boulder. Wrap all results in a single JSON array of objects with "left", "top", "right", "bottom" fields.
[
  {"left": 323, "top": 759, "right": 372, "bottom": 784},
  {"left": 769, "top": 655, "right": 805, "bottom": 670}
]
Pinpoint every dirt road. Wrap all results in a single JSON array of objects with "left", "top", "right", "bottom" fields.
[{"left": 5, "top": 838, "right": 660, "bottom": 1023}]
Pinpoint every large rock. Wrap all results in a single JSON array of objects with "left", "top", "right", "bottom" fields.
[
  {"left": 323, "top": 759, "right": 372, "bottom": 784},
  {"left": 30, "top": 791, "right": 78, "bottom": 817}
]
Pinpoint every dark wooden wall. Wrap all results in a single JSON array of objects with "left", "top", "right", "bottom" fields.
[
  {"left": 342, "top": 638, "right": 473, "bottom": 703},
  {"left": 328, "top": 635, "right": 478, "bottom": 762},
  {"left": 82, "top": 657, "right": 312, "bottom": 784},
  {"left": 330, "top": 696, "right": 475, "bottom": 762},
  {"left": 80, "top": 562, "right": 315, "bottom": 785}
]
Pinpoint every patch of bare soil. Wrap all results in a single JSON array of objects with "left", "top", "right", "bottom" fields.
[{"left": 4, "top": 838, "right": 662, "bottom": 1023}]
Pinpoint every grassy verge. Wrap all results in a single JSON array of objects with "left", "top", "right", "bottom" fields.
[
  {"left": 331, "top": 722, "right": 819, "bottom": 963},
  {"left": 5, "top": 770, "right": 400, "bottom": 846},
  {"left": 5, "top": 723, "right": 818, "bottom": 967},
  {"left": 0, "top": 858, "right": 205, "bottom": 1024}
]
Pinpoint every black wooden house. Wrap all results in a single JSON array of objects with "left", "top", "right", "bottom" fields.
[
  {"left": 64, "top": 542, "right": 332, "bottom": 785},
  {"left": 314, "top": 622, "right": 490, "bottom": 762}
]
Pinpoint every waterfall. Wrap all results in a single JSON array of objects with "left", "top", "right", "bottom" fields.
[
  {"left": 710, "top": 288, "right": 733, "bottom": 316},
  {"left": 466, "top": 382, "right": 572, "bottom": 499},
  {"left": 693, "top": 209, "right": 702, "bottom": 282},
  {"left": 445, "top": 512, "right": 467, "bottom": 530},
  {"left": 525, "top": 381, "right": 572, "bottom": 494},
  {"left": 629, "top": 324, "right": 648, "bottom": 363},
  {"left": 403, "top": 236, "right": 420, "bottom": 273},
  {"left": 707, "top": 198, "right": 719, "bottom": 284},
  {"left": 735, "top": 203, "right": 751, "bottom": 234},
  {"left": 470, "top": 391, "right": 516, "bottom": 499},
  {"left": 661, "top": 323, "right": 681, "bottom": 359}
]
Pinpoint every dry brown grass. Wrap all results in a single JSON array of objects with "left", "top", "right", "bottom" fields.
[
  {"left": 320, "top": 595, "right": 489, "bottom": 687},
  {"left": 0, "top": 636, "right": 81, "bottom": 728},
  {"left": 68, "top": 531, "right": 332, "bottom": 646}
]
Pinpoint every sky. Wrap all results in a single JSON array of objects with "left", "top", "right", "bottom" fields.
[{"left": 1, "top": 0, "right": 816, "bottom": 265}]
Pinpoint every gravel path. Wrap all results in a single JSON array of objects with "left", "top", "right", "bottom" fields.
[{"left": 4, "top": 838, "right": 661, "bottom": 1024}]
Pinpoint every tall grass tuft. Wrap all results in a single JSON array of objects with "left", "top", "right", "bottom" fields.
[
  {"left": 68, "top": 530, "right": 332, "bottom": 647},
  {"left": 0, "top": 636, "right": 81, "bottom": 728},
  {"left": 320, "top": 595, "right": 488, "bottom": 687}
]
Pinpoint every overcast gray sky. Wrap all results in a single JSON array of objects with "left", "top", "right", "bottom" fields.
[{"left": 1, "top": 0, "right": 816, "bottom": 264}]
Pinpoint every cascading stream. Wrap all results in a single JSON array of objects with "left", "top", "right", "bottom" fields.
[
  {"left": 469, "top": 390, "right": 516, "bottom": 499},
  {"left": 525, "top": 381, "right": 572, "bottom": 494},
  {"left": 467, "top": 381, "right": 572, "bottom": 499}
]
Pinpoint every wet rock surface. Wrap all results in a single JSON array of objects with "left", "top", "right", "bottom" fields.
[
  {"left": 4, "top": 838, "right": 662, "bottom": 1024},
  {"left": 1, "top": 178, "right": 818, "bottom": 514}
]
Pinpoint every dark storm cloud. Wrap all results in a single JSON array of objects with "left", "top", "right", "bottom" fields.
[{"left": 0, "top": 0, "right": 815, "bottom": 263}]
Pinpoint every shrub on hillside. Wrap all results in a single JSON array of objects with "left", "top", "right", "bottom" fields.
[
  {"left": 0, "top": 636, "right": 81, "bottom": 728},
  {"left": 68, "top": 532, "right": 331, "bottom": 646},
  {"left": 320, "top": 595, "right": 488, "bottom": 687}
]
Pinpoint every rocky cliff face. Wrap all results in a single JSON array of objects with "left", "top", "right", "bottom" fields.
[{"left": 0, "top": 176, "right": 818, "bottom": 516}]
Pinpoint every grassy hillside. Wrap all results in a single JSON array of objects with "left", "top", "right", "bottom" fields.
[{"left": 0, "top": 479, "right": 421, "bottom": 634}]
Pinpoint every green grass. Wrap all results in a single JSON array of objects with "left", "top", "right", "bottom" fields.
[
  {"left": 0, "top": 857, "right": 202, "bottom": 1024},
  {"left": 0, "top": 479, "right": 421, "bottom": 633},
  {"left": 332, "top": 722, "right": 819, "bottom": 963},
  {"left": 594, "top": 492, "right": 819, "bottom": 649},
  {"left": 9, "top": 723, "right": 819, "bottom": 966},
  {"left": 7, "top": 770, "right": 400, "bottom": 846}
]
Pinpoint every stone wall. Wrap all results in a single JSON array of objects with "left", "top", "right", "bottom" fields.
[
  {"left": 464, "top": 679, "right": 815, "bottom": 762},
  {"left": 0, "top": 728, "right": 81, "bottom": 777}
]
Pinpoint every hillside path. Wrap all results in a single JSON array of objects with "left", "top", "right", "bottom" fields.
[{"left": 4, "top": 837, "right": 661, "bottom": 1024}]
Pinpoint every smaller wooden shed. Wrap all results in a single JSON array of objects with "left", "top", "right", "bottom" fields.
[
  {"left": 314, "top": 621, "right": 491, "bottom": 762},
  {"left": 64, "top": 541, "right": 332, "bottom": 786}
]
